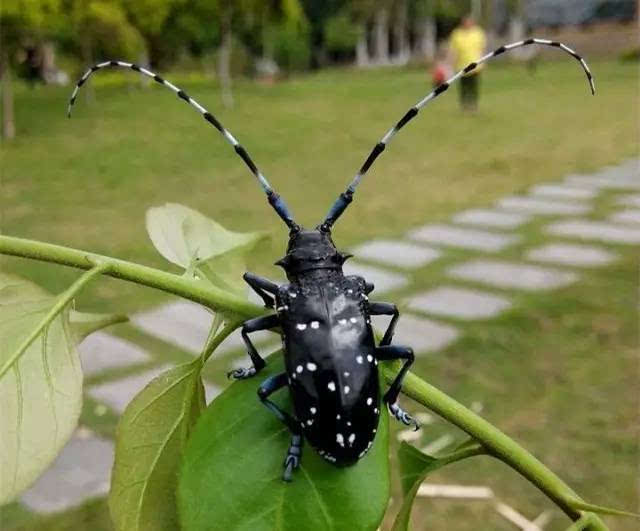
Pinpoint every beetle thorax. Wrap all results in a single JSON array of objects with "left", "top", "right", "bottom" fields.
[{"left": 275, "top": 228, "right": 350, "bottom": 282}]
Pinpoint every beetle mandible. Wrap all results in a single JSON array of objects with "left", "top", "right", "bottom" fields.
[{"left": 68, "top": 38, "right": 594, "bottom": 481}]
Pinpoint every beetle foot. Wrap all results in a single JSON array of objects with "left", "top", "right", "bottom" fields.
[
  {"left": 388, "top": 402, "right": 420, "bottom": 431},
  {"left": 282, "top": 434, "right": 302, "bottom": 482},
  {"left": 227, "top": 366, "right": 257, "bottom": 380}
]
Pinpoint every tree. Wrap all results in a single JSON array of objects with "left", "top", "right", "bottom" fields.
[{"left": 0, "top": 0, "right": 66, "bottom": 139}]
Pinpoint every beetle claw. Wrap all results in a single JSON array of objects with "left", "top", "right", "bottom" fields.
[
  {"left": 388, "top": 402, "right": 420, "bottom": 431},
  {"left": 227, "top": 366, "right": 257, "bottom": 380},
  {"left": 282, "top": 434, "right": 302, "bottom": 481}
]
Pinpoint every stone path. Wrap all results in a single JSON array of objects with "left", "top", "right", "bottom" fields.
[
  {"left": 21, "top": 429, "right": 114, "bottom": 513},
  {"left": 24, "top": 158, "right": 639, "bottom": 514}
]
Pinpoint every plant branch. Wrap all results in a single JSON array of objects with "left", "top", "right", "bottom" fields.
[
  {"left": 381, "top": 364, "right": 605, "bottom": 526},
  {"left": 0, "top": 263, "right": 109, "bottom": 378},
  {"left": 0, "top": 235, "right": 263, "bottom": 317}
]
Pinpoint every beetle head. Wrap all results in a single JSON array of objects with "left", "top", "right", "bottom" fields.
[{"left": 275, "top": 228, "right": 351, "bottom": 278}]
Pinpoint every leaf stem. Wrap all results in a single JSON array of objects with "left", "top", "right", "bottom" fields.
[
  {"left": 0, "top": 235, "right": 263, "bottom": 317},
  {"left": 200, "top": 317, "right": 243, "bottom": 364},
  {"left": 381, "top": 366, "right": 605, "bottom": 526},
  {"left": 0, "top": 263, "right": 109, "bottom": 378}
]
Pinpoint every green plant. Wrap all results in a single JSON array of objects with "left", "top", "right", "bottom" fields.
[{"left": 0, "top": 203, "right": 636, "bottom": 530}]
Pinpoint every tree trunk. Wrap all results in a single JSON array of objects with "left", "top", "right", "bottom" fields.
[
  {"left": 373, "top": 8, "right": 390, "bottom": 65},
  {"left": 391, "top": 0, "right": 410, "bottom": 65},
  {"left": 80, "top": 33, "right": 95, "bottom": 104},
  {"left": 414, "top": 16, "right": 436, "bottom": 62},
  {"left": 218, "top": 10, "right": 234, "bottom": 108},
  {"left": 1, "top": 50, "right": 15, "bottom": 140},
  {"left": 355, "top": 22, "right": 369, "bottom": 67},
  {"left": 40, "top": 41, "right": 57, "bottom": 83},
  {"left": 508, "top": 15, "right": 527, "bottom": 59}
]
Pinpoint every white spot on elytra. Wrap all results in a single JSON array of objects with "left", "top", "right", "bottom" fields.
[
  {"left": 310, "top": 321, "right": 320, "bottom": 329},
  {"left": 366, "top": 397, "right": 373, "bottom": 406},
  {"left": 343, "top": 371, "right": 350, "bottom": 377},
  {"left": 306, "top": 362, "right": 317, "bottom": 371},
  {"left": 291, "top": 373, "right": 297, "bottom": 379},
  {"left": 296, "top": 323, "right": 307, "bottom": 330},
  {"left": 296, "top": 365, "right": 303, "bottom": 373},
  {"left": 367, "top": 355, "right": 373, "bottom": 363},
  {"left": 374, "top": 359, "right": 378, "bottom": 366},
  {"left": 328, "top": 381, "right": 336, "bottom": 391},
  {"left": 338, "top": 318, "right": 347, "bottom": 325},
  {"left": 348, "top": 433, "right": 356, "bottom": 445},
  {"left": 373, "top": 428, "right": 377, "bottom": 433},
  {"left": 347, "top": 421, "right": 351, "bottom": 426},
  {"left": 336, "top": 433, "right": 344, "bottom": 447},
  {"left": 356, "top": 355, "right": 363, "bottom": 364},
  {"left": 348, "top": 289, "right": 353, "bottom": 294},
  {"left": 350, "top": 317, "right": 357, "bottom": 323},
  {"left": 374, "top": 408, "right": 379, "bottom": 414},
  {"left": 336, "top": 414, "right": 341, "bottom": 420},
  {"left": 344, "top": 386, "right": 350, "bottom": 394},
  {"left": 306, "top": 419, "right": 314, "bottom": 426},
  {"left": 289, "top": 292, "right": 297, "bottom": 298},
  {"left": 310, "top": 407, "right": 317, "bottom": 414}
]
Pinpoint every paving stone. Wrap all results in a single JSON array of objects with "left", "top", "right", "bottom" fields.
[
  {"left": 371, "top": 314, "right": 459, "bottom": 354},
  {"left": 406, "top": 286, "right": 511, "bottom": 320},
  {"left": 448, "top": 260, "right": 578, "bottom": 291},
  {"left": 564, "top": 174, "right": 640, "bottom": 190},
  {"left": 526, "top": 243, "right": 618, "bottom": 267},
  {"left": 497, "top": 196, "right": 590, "bottom": 216},
  {"left": 529, "top": 183, "right": 597, "bottom": 200},
  {"left": 452, "top": 209, "right": 531, "bottom": 229},
  {"left": 79, "top": 332, "right": 150, "bottom": 376},
  {"left": 616, "top": 194, "right": 640, "bottom": 208},
  {"left": 132, "top": 301, "right": 272, "bottom": 355},
  {"left": 87, "top": 365, "right": 173, "bottom": 413},
  {"left": 609, "top": 209, "right": 640, "bottom": 225},
  {"left": 546, "top": 220, "right": 640, "bottom": 245},
  {"left": 351, "top": 239, "right": 442, "bottom": 269},
  {"left": 343, "top": 261, "right": 409, "bottom": 294},
  {"left": 407, "top": 224, "right": 519, "bottom": 252},
  {"left": 21, "top": 431, "right": 114, "bottom": 513}
]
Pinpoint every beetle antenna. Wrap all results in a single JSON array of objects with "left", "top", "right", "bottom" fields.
[
  {"left": 68, "top": 61, "right": 299, "bottom": 232},
  {"left": 320, "top": 38, "right": 595, "bottom": 231}
]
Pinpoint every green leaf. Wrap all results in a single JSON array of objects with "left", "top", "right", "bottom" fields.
[
  {"left": 145, "top": 203, "right": 268, "bottom": 296},
  {"left": 392, "top": 442, "right": 484, "bottom": 531},
  {"left": 178, "top": 355, "right": 390, "bottom": 531},
  {"left": 109, "top": 360, "right": 206, "bottom": 531},
  {"left": 68, "top": 310, "right": 128, "bottom": 342},
  {"left": 0, "top": 273, "right": 83, "bottom": 504}
]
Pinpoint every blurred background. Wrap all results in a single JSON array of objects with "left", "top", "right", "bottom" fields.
[{"left": 1, "top": 0, "right": 638, "bottom": 530}]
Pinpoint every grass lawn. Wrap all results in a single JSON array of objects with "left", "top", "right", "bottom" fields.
[{"left": 1, "top": 58, "right": 638, "bottom": 530}]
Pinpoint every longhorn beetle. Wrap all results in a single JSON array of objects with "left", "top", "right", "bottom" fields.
[{"left": 68, "top": 39, "right": 595, "bottom": 481}]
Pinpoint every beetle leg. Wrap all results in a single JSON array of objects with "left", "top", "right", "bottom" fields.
[
  {"left": 228, "top": 314, "right": 279, "bottom": 380},
  {"left": 257, "top": 372, "right": 303, "bottom": 482},
  {"left": 369, "top": 302, "right": 399, "bottom": 346},
  {"left": 375, "top": 344, "right": 420, "bottom": 431},
  {"left": 243, "top": 272, "right": 279, "bottom": 309}
]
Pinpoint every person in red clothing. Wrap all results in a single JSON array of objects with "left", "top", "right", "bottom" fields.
[{"left": 431, "top": 47, "right": 452, "bottom": 88}]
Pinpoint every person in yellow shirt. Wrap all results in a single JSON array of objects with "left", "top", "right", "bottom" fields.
[{"left": 449, "top": 16, "right": 487, "bottom": 111}]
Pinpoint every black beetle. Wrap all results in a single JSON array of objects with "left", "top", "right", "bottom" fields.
[{"left": 68, "top": 38, "right": 594, "bottom": 480}]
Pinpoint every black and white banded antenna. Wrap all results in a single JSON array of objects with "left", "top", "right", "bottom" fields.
[
  {"left": 320, "top": 38, "right": 596, "bottom": 231},
  {"left": 68, "top": 60, "right": 299, "bottom": 232}
]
